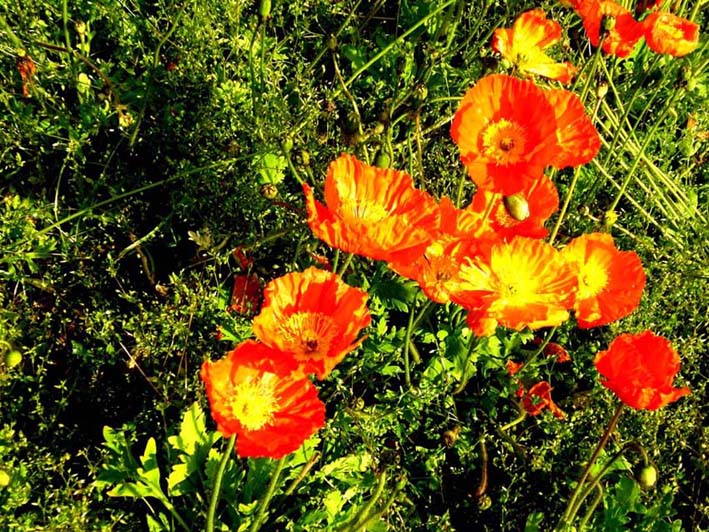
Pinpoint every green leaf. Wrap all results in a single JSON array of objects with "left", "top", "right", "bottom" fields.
[
  {"left": 255, "top": 152, "right": 287, "bottom": 185},
  {"left": 167, "top": 403, "right": 219, "bottom": 495},
  {"left": 524, "top": 512, "right": 544, "bottom": 532}
]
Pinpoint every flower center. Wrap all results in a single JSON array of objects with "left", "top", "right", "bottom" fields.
[
  {"left": 482, "top": 119, "right": 527, "bottom": 164},
  {"left": 344, "top": 199, "right": 391, "bottom": 223},
  {"left": 280, "top": 311, "right": 338, "bottom": 359},
  {"left": 229, "top": 372, "right": 279, "bottom": 431},
  {"left": 578, "top": 262, "right": 609, "bottom": 299}
]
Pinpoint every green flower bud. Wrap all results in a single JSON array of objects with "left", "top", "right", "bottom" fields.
[
  {"left": 4, "top": 350, "right": 22, "bottom": 368},
  {"left": 0, "top": 469, "right": 10, "bottom": 488},
  {"left": 638, "top": 465, "right": 657, "bottom": 489}
]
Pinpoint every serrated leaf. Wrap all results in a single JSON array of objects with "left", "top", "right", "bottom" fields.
[{"left": 255, "top": 152, "right": 286, "bottom": 185}]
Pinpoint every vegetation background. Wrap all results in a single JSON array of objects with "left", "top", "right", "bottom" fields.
[{"left": 0, "top": 0, "right": 707, "bottom": 530}]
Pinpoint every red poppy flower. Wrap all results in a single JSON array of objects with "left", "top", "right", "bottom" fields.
[
  {"left": 451, "top": 74, "right": 560, "bottom": 195},
  {"left": 252, "top": 267, "right": 371, "bottom": 380},
  {"left": 594, "top": 331, "right": 690, "bottom": 410},
  {"left": 469, "top": 174, "right": 559, "bottom": 240},
  {"left": 200, "top": 340, "right": 326, "bottom": 458},
  {"left": 573, "top": 0, "right": 645, "bottom": 57},
  {"left": 450, "top": 236, "right": 577, "bottom": 333},
  {"left": 492, "top": 9, "right": 578, "bottom": 84},
  {"left": 303, "top": 154, "right": 439, "bottom": 263},
  {"left": 230, "top": 273, "right": 261, "bottom": 316},
  {"left": 521, "top": 381, "right": 565, "bottom": 418},
  {"left": 643, "top": 12, "right": 700, "bottom": 57},
  {"left": 389, "top": 197, "right": 492, "bottom": 304},
  {"left": 544, "top": 88, "right": 601, "bottom": 169},
  {"left": 561, "top": 232, "right": 645, "bottom": 328}
]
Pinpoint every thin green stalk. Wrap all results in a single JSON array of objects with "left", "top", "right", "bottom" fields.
[
  {"left": 578, "top": 484, "right": 604, "bottom": 531},
  {"left": 31, "top": 160, "right": 233, "bottom": 240},
  {"left": 453, "top": 334, "right": 478, "bottom": 395},
  {"left": 606, "top": 88, "right": 684, "bottom": 216},
  {"left": 249, "top": 456, "right": 287, "bottom": 532},
  {"left": 0, "top": 14, "right": 24, "bottom": 48},
  {"left": 515, "top": 327, "right": 556, "bottom": 378},
  {"left": 454, "top": 168, "right": 468, "bottom": 208},
  {"left": 558, "top": 403, "right": 624, "bottom": 529},
  {"left": 403, "top": 298, "right": 418, "bottom": 388},
  {"left": 206, "top": 434, "right": 236, "bottom": 532},
  {"left": 549, "top": 166, "right": 582, "bottom": 245},
  {"left": 337, "top": 252, "right": 355, "bottom": 277},
  {"left": 600, "top": 54, "right": 663, "bottom": 168},
  {"left": 284, "top": 452, "right": 320, "bottom": 497},
  {"left": 336, "top": 0, "right": 455, "bottom": 96},
  {"left": 335, "top": 469, "right": 389, "bottom": 532}
]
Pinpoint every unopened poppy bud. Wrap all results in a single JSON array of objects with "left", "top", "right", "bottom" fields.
[
  {"left": 603, "top": 209, "right": 618, "bottom": 229},
  {"left": 375, "top": 152, "right": 391, "bottom": 168},
  {"left": 503, "top": 194, "right": 530, "bottom": 221},
  {"left": 0, "top": 469, "right": 10, "bottom": 488},
  {"left": 260, "top": 183, "right": 278, "bottom": 199},
  {"left": 443, "top": 425, "right": 461, "bottom": 448},
  {"left": 327, "top": 34, "right": 338, "bottom": 52},
  {"left": 477, "top": 494, "right": 492, "bottom": 510},
  {"left": 4, "top": 350, "right": 22, "bottom": 368},
  {"left": 414, "top": 84, "right": 428, "bottom": 102},
  {"left": 299, "top": 149, "right": 310, "bottom": 166},
  {"left": 597, "top": 82, "right": 608, "bottom": 99},
  {"left": 638, "top": 465, "right": 657, "bottom": 489},
  {"left": 259, "top": 0, "right": 271, "bottom": 20},
  {"left": 372, "top": 122, "right": 385, "bottom": 136},
  {"left": 281, "top": 137, "right": 293, "bottom": 154},
  {"left": 75, "top": 21, "right": 87, "bottom": 36}
]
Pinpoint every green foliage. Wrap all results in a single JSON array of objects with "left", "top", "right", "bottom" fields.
[{"left": 0, "top": 0, "right": 707, "bottom": 530}]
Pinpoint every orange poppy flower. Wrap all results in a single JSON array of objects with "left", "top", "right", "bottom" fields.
[
  {"left": 533, "top": 338, "right": 572, "bottom": 363},
  {"left": 643, "top": 12, "right": 700, "bottom": 57},
  {"left": 594, "top": 331, "right": 690, "bottom": 410},
  {"left": 469, "top": 174, "right": 559, "bottom": 240},
  {"left": 449, "top": 236, "right": 577, "bottom": 333},
  {"left": 252, "top": 267, "right": 371, "bottom": 380},
  {"left": 561, "top": 232, "right": 645, "bottom": 328},
  {"left": 492, "top": 9, "right": 578, "bottom": 84},
  {"left": 573, "top": 0, "right": 645, "bottom": 57},
  {"left": 451, "top": 74, "right": 561, "bottom": 195},
  {"left": 521, "top": 381, "right": 566, "bottom": 418},
  {"left": 303, "top": 154, "right": 439, "bottom": 263},
  {"left": 389, "top": 197, "right": 492, "bottom": 304},
  {"left": 200, "top": 340, "right": 326, "bottom": 458},
  {"left": 544, "top": 88, "right": 601, "bottom": 169}
]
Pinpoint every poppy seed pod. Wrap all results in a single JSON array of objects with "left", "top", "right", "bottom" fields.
[{"left": 503, "top": 193, "right": 531, "bottom": 221}]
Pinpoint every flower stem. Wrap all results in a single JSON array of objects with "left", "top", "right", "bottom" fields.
[
  {"left": 249, "top": 456, "right": 287, "bottom": 532},
  {"left": 453, "top": 334, "right": 478, "bottom": 395},
  {"left": 337, "top": 252, "right": 355, "bottom": 277},
  {"left": 206, "top": 434, "right": 236, "bottom": 532},
  {"left": 557, "top": 403, "right": 624, "bottom": 530}
]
